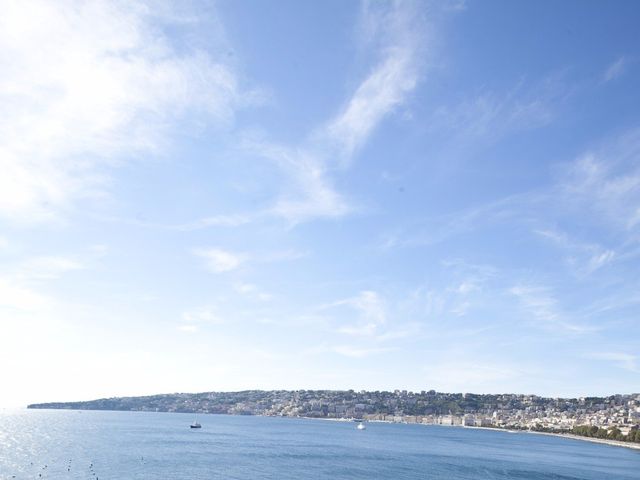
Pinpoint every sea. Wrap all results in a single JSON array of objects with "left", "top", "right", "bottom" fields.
[{"left": 1, "top": 409, "right": 638, "bottom": 479}]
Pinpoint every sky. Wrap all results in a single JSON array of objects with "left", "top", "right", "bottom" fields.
[{"left": 1, "top": 0, "right": 639, "bottom": 407}]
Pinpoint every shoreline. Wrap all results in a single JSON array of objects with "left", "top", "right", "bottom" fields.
[
  {"left": 460, "top": 425, "right": 640, "bottom": 451},
  {"left": 521, "top": 430, "right": 640, "bottom": 451}
]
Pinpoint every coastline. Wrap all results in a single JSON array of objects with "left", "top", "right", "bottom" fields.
[
  {"left": 524, "top": 430, "right": 640, "bottom": 451},
  {"left": 299, "top": 416, "right": 640, "bottom": 451},
  {"left": 462, "top": 425, "right": 640, "bottom": 451}
]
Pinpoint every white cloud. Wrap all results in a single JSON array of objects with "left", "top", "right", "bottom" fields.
[
  {"left": 194, "top": 247, "right": 245, "bottom": 273},
  {"left": 335, "top": 68, "right": 415, "bottom": 148},
  {"left": 0, "top": 0, "right": 253, "bottom": 222},
  {"left": 89, "top": 244, "right": 108, "bottom": 254},
  {"left": 177, "top": 324, "right": 199, "bottom": 333},
  {"left": 590, "top": 352, "right": 638, "bottom": 372},
  {"left": 534, "top": 228, "right": 615, "bottom": 275},
  {"left": 193, "top": 245, "right": 303, "bottom": 273},
  {"left": 326, "top": 1, "right": 422, "bottom": 160},
  {"left": 304, "top": 339, "right": 391, "bottom": 358},
  {"left": 399, "top": 269, "right": 492, "bottom": 323},
  {"left": 445, "top": 0, "right": 467, "bottom": 11},
  {"left": 308, "top": 289, "right": 421, "bottom": 358},
  {"left": 233, "top": 282, "right": 273, "bottom": 302},
  {"left": 235, "top": 283, "right": 257, "bottom": 295},
  {"left": 328, "top": 290, "right": 386, "bottom": 337},
  {"left": 450, "top": 301, "right": 471, "bottom": 317},
  {"left": 348, "top": 290, "right": 386, "bottom": 325},
  {"left": 431, "top": 75, "right": 567, "bottom": 143},
  {"left": 602, "top": 56, "right": 628, "bottom": 83},
  {"left": 17, "top": 255, "right": 84, "bottom": 280},
  {"left": 0, "top": 277, "right": 51, "bottom": 312},
  {"left": 380, "top": 128, "right": 640, "bottom": 277},
  {"left": 509, "top": 285, "right": 559, "bottom": 322},
  {"left": 175, "top": 214, "right": 252, "bottom": 231},
  {"left": 509, "top": 284, "right": 596, "bottom": 334},
  {"left": 261, "top": 249, "right": 307, "bottom": 262},
  {"left": 586, "top": 249, "right": 615, "bottom": 272},
  {"left": 422, "top": 362, "right": 522, "bottom": 391},
  {"left": 332, "top": 344, "right": 393, "bottom": 358},
  {"left": 178, "top": 306, "right": 224, "bottom": 333},
  {"left": 181, "top": 307, "right": 223, "bottom": 325},
  {"left": 0, "top": 251, "right": 92, "bottom": 317},
  {"left": 0, "top": 252, "right": 81, "bottom": 401},
  {"left": 378, "top": 193, "right": 529, "bottom": 250},
  {"left": 242, "top": 1, "right": 428, "bottom": 224},
  {"left": 561, "top": 129, "right": 640, "bottom": 231},
  {"left": 457, "top": 281, "right": 478, "bottom": 295},
  {"left": 242, "top": 139, "right": 352, "bottom": 223}
]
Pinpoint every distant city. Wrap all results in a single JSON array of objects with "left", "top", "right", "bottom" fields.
[{"left": 29, "top": 390, "right": 640, "bottom": 443}]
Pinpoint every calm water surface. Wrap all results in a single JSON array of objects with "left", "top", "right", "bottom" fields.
[{"left": 1, "top": 409, "right": 638, "bottom": 479}]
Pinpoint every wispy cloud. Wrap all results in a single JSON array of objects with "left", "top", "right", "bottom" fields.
[
  {"left": 241, "top": 1, "right": 429, "bottom": 224},
  {"left": 431, "top": 74, "right": 569, "bottom": 143},
  {"left": 233, "top": 282, "right": 272, "bottom": 302},
  {"left": 305, "top": 342, "right": 394, "bottom": 358},
  {"left": 193, "top": 245, "right": 305, "bottom": 273},
  {"left": 174, "top": 214, "right": 252, "bottom": 231},
  {"left": 299, "top": 288, "right": 424, "bottom": 360},
  {"left": 590, "top": 352, "right": 638, "bottom": 372},
  {"left": 332, "top": 345, "right": 393, "bottom": 358},
  {"left": 261, "top": 249, "right": 307, "bottom": 262},
  {"left": 193, "top": 247, "right": 246, "bottom": 273},
  {"left": 560, "top": 129, "right": 640, "bottom": 231},
  {"left": 179, "top": 306, "right": 224, "bottom": 333},
  {"left": 242, "top": 139, "right": 352, "bottom": 223},
  {"left": 509, "top": 284, "right": 597, "bottom": 334},
  {"left": 534, "top": 228, "right": 615, "bottom": 275},
  {"left": 324, "top": 290, "right": 386, "bottom": 337},
  {"left": 422, "top": 361, "right": 524, "bottom": 392},
  {"left": 377, "top": 193, "right": 533, "bottom": 250},
  {"left": 0, "top": 277, "right": 51, "bottom": 313},
  {"left": 0, "top": 248, "right": 107, "bottom": 320},
  {"left": 0, "top": 0, "right": 256, "bottom": 223},
  {"left": 177, "top": 324, "right": 199, "bottom": 333},
  {"left": 380, "top": 127, "right": 640, "bottom": 268},
  {"left": 400, "top": 263, "right": 495, "bottom": 323},
  {"left": 17, "top": 256, "right": 85, "bottom": 281},
  {"left": 324, "top": 0, "right": 424, "bottom": 161},
  {"left": 0, "top": 251, "right": 97, "bottom": 342},
  {"left": 602, "top": 56, "right": 628, "bottom": 83}
]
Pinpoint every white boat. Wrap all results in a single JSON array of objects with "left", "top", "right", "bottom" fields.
[{"left": 356, "top": 422, "right": 366, "bottom": 430}]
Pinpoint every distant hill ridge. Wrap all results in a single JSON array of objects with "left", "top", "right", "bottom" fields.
[{"left": 27, "top": 389, "right": 639, "bottom": 418}]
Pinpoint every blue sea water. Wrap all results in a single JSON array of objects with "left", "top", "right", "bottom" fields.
[{"left": 0, "top": 410, "right": 638, "bottom": 479}]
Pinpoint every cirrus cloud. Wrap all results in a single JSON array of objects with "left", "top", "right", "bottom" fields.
[{"left": 0, "top": 0, "right": 256, "bottom": 223}]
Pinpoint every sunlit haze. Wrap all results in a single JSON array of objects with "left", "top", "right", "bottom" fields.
[{"left": 1, "top": 0, "right": 640, "bottom": 408}]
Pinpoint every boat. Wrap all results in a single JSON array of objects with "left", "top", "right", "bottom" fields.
[
  {"left": 355, "top": 420, "right": 366, "bottom": 430},
  {"left": 190, "top": 421, "right": 201, "bottom": 429}
]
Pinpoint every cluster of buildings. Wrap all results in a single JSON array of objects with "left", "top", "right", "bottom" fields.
[
  {"left": 256, "top": 391, "right": 640, "bottom": 436},
  {"left": 366, "top": 404, "right": 640, "bottom": 437},
  {"left": 241, "top": 391, "right": 640, "bottom": 438}
]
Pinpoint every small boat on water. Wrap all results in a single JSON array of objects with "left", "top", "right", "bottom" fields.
[
  {"left": 190, "top": 421, "right": 201, "bottom": 429},
  {"left": 355, "top": 420, "right": 366, "bottom": 430}
]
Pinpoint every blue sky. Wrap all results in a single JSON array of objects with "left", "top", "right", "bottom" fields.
[{"left": 1, "top": 0, "right": 639, "bottom": 407}]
